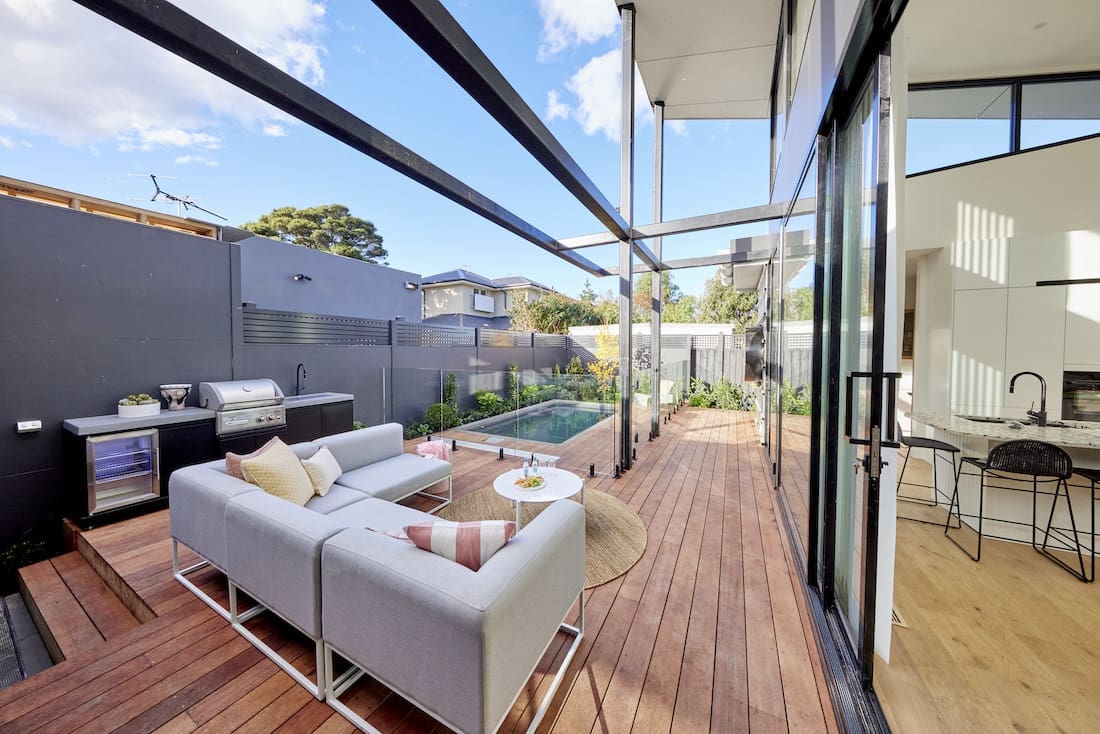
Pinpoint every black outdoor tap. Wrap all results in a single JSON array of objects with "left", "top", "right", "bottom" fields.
[
  {"left": 295, "top": 363, "right": 307, "bottom": 396},
  {"left": 1009, "top": 371, "right": 1047, "bottom": 427}
]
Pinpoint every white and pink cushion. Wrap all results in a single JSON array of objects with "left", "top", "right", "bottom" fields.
[{"left": 403, "top": 520, "right": 516, "bottom": 571}]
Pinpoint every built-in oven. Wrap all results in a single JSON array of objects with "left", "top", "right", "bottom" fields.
[
  {"left": 86, "top": 428, "right": 160, "bottom": 515},
  {"left": 1062, "top": 371, "right": 1100, "bottom": 422}
]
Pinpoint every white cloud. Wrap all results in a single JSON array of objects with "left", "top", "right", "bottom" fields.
[
  {"left": 545, "top": 89, "right": 570, "bottom": 121},
  {"left": 0, "top": 0, "right": 325, "bottom": 148},
  {"left": 536, "top": 0, "right": 618, "bottom": 61},
  {"left": 119, "top": 128, "right": 222, "bottom": 152},
  {"left": 174, "top": 154, "right": 219, "bottom": 167},
  {"left": 546, "top": 50, "right": 655, "bottom": 142},
  {"left": 262, "top": 124, "right": 288, "bottom": 137},
  {"left": 0, "top": 134, "right": 13, "bottom": 149},
  {"left": 668, "top": 119, "right": 688, "bottom": 136}
]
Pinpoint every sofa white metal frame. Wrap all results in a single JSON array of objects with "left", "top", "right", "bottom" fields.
[
  {"left": 321, "top": 590, "right": 585, "bottom": 733},
  {"left": 171, "top": 539, "right": 231, "bottom": 621},
  {"left": 228, "top": 579, "right": 327, "bottom": 700}
]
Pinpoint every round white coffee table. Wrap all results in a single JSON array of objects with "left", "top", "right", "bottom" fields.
[{"left": 492, "top": 468, "right": 584, "bottom": 529}]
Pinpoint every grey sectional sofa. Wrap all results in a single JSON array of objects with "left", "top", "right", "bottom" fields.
[{"left": 168, "top": 422, "right": 586, "bottom": 734}]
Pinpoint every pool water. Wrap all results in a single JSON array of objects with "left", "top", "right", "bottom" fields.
[{"left": 471, "top": 403, "right": 612, "bottom": 444}]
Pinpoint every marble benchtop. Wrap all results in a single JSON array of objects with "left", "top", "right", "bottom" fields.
[{"left": 908, "top": 411, "right": 1100, "bottom": 450}]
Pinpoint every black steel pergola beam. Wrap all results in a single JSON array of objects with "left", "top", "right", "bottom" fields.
[
  {"left": 74, "top": 0, "right": 609, "bottom": 277},
  {"left": 371, "top": 0, "right": 633, "bottom": 243},
  {"left": 559, "top": 198, "right": 820, "bottom": 249}
]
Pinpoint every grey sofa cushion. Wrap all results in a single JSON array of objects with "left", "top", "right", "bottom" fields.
[
  {"left": 321, "top": 500, "right": 585, "bottom": 734},
  {"left": 335, "top": 454, "right": 450, "bottom": 502},
  {"left": 304, "top": 484, "right": 367, "bottom": 514},
  {"left": 315, "top": 424, "right": 402, "bottom": 471},
  {"left": 325, "top": 497, "right": 438, "bottom": 532},
  {"left": 225, "top": 491, "right": 346, "bottom": 638},
  {"left": 290, "top": 441, "right": 322, "bottom": 460}
]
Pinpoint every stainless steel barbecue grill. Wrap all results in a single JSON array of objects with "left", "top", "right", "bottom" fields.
[{"left": 198, "top": 379, "right": 286, "bottom": 436}]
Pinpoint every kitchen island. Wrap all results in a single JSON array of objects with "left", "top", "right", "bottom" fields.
[{"left": 907, "top": 411, "right": 1099, "bottom": 553}]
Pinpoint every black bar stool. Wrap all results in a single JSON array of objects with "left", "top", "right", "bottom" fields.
[
  {"left": 896, "top": 422, "right": 960, "bottom": 522},
  {"left": 946, "top": 439, "right": 1087, "bottom": 581},
  {"left": 1071, "top": 467, "right": 1099, "bottom": 582}
]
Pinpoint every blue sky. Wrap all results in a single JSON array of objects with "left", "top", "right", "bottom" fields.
[{"left": 0, "top": 0, "right": 771, "bottom": 299}]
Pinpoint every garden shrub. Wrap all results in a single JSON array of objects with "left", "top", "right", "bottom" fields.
[
  {"left": 424, "top": 402, "right": 459, "bottom": 430},
  {"left": 474, "top": 389, "right": 507, "bottom": 416}
]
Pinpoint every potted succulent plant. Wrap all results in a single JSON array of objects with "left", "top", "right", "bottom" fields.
[{"left": 118, "top": 393, "right": 161, "bottom": 418}]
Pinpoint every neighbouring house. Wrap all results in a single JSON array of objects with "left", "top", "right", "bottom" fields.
[{"left": 420, "top": 269, "right": 557, "bottom": 329}]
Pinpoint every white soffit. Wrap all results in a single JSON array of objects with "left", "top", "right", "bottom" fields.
[
  {"left": 904, "top": 0, "right": 1100, "bottom": 83},
  {"left": 631, "top": 0, "right": 781, "bottom": 120}
]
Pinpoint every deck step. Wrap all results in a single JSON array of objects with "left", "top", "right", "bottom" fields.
[{"left": 17, "top": 552, "right": 140, "bottom": 663}]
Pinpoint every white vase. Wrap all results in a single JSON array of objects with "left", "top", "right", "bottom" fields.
[{"left": 118, "top": 403, "right": 161, "bottom": 418}]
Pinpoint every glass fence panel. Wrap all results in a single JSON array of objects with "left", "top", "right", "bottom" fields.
[{"left": 384, "top": 365, "right": 617, "bottom": 481}]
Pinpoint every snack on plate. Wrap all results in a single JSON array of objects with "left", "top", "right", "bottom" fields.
[{"left": 514, "top": 475, "right": 544, "bottom": 489}]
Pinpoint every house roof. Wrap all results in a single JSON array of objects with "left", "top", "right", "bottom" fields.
[
  {"left": 492, "top": 275, "right": 554, "bottom": 291},
  {"left": 420, "top": 268, "right": 498, "bottom": 288},
  {"left": 421, "top": 270, "right": 558, "bottom": 292}
]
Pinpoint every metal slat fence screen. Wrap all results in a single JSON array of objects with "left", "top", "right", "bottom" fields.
[
  {"left": 479, "top": 328, "right": 531, "bottom": 347},
  {"left": 242, "top": 308, "right": 391, "bottom": 345},
  {"left": 394, "top": 322, "right": 476, "bottom": 347}
]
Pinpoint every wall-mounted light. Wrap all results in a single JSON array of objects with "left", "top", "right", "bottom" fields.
[
  {"left": 405, "top": 281, "right": 419, "bottom": 290},
  {"left": 292, "top": 273, "right": 312, "bottom": 282},
  {"left": 394, "top": 315, "right": 405, "bottom": 321}
]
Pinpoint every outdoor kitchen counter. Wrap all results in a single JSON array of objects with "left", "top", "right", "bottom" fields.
[
  {"left": 282, "top": 392, "right": 354, "bottom": 409},
  {"left": 64, "top": 407, "right": 215, "bottom": 436}
]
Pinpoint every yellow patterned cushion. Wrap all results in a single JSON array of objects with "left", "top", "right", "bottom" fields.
[{"left": 240, "top": 437, "right": 314, "bottom": 506}]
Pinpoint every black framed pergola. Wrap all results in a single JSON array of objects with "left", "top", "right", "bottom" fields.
[{"left": 75, "top": 0, "right": 788, "bottom": 471}]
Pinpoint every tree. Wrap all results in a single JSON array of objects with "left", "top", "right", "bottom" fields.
[
  {"left": 663, "top": 294, "right": 698, "bottom": 323},
  {"left": 578, "top": 279, "right": 598, "bottom": 305},
  {"left": 698, "top": 274, "right": 758, "bottom": 331},
  {"left": 509, "top": 292, "right": 601, "bottom": 333},
  {"left": 242, "top": 204, "right": 387, "bottom": 263},
  {"left": 633, "top": 271, "right": 683, "bottom": 321},
  {"left": 783, "top": 286, "right": 815, "bottom": 321}
]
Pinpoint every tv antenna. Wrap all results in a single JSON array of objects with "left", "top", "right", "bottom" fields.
[{"left": 129, "top": 173, "right": 226, "bottom": 220}]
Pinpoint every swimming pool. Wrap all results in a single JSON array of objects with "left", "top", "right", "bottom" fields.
[{"left": 468, "top": 402, "right": 613, "bottom": 444}]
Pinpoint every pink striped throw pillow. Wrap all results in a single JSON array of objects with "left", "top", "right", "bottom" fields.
[{"left": 403, "top": 521, "right": 516, "bottom": 572}]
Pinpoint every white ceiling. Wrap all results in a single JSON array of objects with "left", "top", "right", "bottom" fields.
[
  {"left": 904, "top": 0, "right": 1100, "bottom": 83},
  {"left": 632, "top": 0, "right": 780, "bottom": 120},
  {"left": 629, "top": 0, "right": 1100, "bottom": 123}
]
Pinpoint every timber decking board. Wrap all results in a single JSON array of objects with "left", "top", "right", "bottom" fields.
[{"left": 1, "top": 409, "right": 837, "bottom": 733}]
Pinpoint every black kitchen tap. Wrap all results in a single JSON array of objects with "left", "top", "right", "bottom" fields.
[
  {"left": 295, "top": 363, "right": 307, "bottom": 396},
  {"left": 1009, "top": 371, "right": 1047, "bottom": 427}
]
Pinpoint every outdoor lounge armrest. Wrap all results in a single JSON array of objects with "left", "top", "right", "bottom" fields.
[
  {"left": 169, "top": 461, "right": 259, "bottom": 571},
  {"left": 322, "top": 500, "right": 585, "bottom": 734},
  {"left": 225, "top": 491, "right": 346, "bottom": 638}
]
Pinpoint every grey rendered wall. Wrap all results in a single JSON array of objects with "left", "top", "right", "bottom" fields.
[
  {"left": 0, "top": 196, "right": 234, "bottom": 545},
  {"left": 238, "top": 236, "right": 421, "bottom": 322}
]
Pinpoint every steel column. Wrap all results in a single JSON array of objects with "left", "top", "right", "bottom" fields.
[
  {"left": 651, "top": 100, "right": 664, "bottom": 438},
  {"left": 618, "top": 4, "right": 636, "bottom": 472}
]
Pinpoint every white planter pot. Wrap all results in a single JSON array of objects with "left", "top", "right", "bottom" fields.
[{"left": 118, "top": 402, "right": 161, "bottom": 418}]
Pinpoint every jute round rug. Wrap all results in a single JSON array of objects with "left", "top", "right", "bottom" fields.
[{"left": 438, "top": 485, "right": 647, "bottom": 588}]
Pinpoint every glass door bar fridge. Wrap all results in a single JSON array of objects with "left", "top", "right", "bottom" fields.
[{"left": 86, "top": 428, "right": 160, "bottom": 515}]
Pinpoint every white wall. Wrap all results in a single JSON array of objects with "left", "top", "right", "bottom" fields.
[
  {"left": 907, "top": 136, "right": 1100, "bottom": 246},
  {"left": 907, "top": 137, "right": 1100, "bottom": 420}
]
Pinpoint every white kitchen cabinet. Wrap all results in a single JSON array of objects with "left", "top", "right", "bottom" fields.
[
  {"left": 951, "top": 288, "right": 1008, "bottom": 415},
  {"left": 1064, "top": 283, "right": 1100, "bottom": 369},
  {"left": 1004, "top": 286, "right": 1065, "bottom": 418}
]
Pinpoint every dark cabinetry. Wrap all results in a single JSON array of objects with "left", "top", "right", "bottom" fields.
[
  {"left": 285, "top": 401, "right": 354, "bottom": 443},
  {"left": 159, "top": 421, "right": 219, "bottom": 481}
]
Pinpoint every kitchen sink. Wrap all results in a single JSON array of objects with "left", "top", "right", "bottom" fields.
[{"left": 958, "top": 415, "right": 1008, "bottom": 424}]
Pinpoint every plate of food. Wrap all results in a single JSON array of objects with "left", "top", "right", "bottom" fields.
[{"left": 514, "top": 475, "right": 545, "bottom": 489}]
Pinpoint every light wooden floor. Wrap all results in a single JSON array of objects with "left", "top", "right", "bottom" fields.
[
  {"left": 0, "top": 408, "right": 838, "bottom": 733},
  {"left": 877, "top": 454, "right": 1100, "bottom": 733}
]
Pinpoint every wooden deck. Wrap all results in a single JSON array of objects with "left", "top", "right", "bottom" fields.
[{"left": 0, "top": 408, "right": 838, "bottom": 733}]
